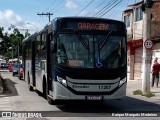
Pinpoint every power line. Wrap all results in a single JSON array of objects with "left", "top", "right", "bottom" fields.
[
  {"left": 73, "top": 0, "right": 89, "bottom": 16},
  {"left": 99, "top": 0, "right": 123, "bottom": 17},
  {"left": 93, "top": 0, "right": 117, "bottom": 17},
  {"left": 96, "top": 0, "right": 118, "bottom": 17},
  {"left": 107, "top": 0, "right": 126, "bottom": 18},
  {"left": 42, "top": 0, "right": 57, "bottom": 12},
  {"left": 85, "top": 0, "right": 106, "bottom": 16},
  {"left": 49, "top": 0, "right": 64, "bottom": 12},
  {"left": 53, "top": 2, "right": 66, "bottom": 13},
  {"left": 76, "top": 0, "right": 95, "bottom": 16},
  {"left": 51, "top": 0, "right": 87, "bottom": 17}
]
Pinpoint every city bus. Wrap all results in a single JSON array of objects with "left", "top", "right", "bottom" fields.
[{"left": 22, "top": 17, "right": 127, "bottom": 104}]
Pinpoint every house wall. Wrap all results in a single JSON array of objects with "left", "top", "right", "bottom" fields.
[
  {"left": 133, "top": 21, "right": 143, "bottom": 40},
  {"left": 151, "top": 1, "right": 160, "bottom": 38},
  {"left": 123, "top": 11, "right": 133, "bottom": 40},
  {"left": 134, "top": 47, "right": 143, "bottom": 80}
]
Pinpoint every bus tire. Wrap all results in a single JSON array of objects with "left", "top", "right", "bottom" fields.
[
  {"left": 43, "top": 79, "right": 47, "bottom": 98},
  {"left": 46, "top": 84, "right": 54, "bottom": 105},
  {"left": 43, "top": 78, "right": 54, "bottom": 105},
  {"left": 47, "top": 95, "right": 54, "bottom": 105}
]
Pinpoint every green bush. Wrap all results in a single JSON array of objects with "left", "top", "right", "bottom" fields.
[
  {"left": 144, "top": 92, "right": 155, "bottom": 98},
  {"left": 133, "top": 89, "right": 143, "bottom": 95},
  {"left": 133, "top": 89, "right": 155, "bottom": 98}
]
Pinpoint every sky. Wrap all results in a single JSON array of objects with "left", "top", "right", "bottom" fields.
[{"left": 0, "top": 0, "right": 141, "bottom": 34}]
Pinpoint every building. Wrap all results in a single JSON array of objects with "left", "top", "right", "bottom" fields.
[{"left": 122, "top": 0, "right": 160, "bottom": 80}]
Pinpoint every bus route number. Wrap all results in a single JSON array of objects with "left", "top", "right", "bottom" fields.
[{"left": 99, "top": 85, "right": 111, "bottom": 90}]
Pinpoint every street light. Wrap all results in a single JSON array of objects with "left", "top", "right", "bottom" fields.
[
  {"left": 9, "top": 44, "right": 14, "bottom": 61},
  {"left": 27, "top": 23, "right": 39, "bottom": 32}
]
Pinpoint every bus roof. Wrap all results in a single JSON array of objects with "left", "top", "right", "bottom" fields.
[
  {"left": 22, "top": 32, "right": 38, "bottom": 43},
  {"left": 52, "top": 16, "right": 125, "bottom": 24},
  {"left": 22, "top": 17, "right": 125, "bottom": 43}
]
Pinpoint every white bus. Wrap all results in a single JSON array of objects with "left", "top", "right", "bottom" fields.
[{"left": 22, "top": 17, "right": 127, "bottom": 104}]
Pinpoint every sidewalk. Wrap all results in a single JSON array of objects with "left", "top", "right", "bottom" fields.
[{"left": 127, "top": 79, "right": 160, "bottom": 104}]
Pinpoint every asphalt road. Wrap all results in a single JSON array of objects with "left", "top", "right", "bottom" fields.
[{"left": 0, "top": 71, "right": 160, "bottom": 120}]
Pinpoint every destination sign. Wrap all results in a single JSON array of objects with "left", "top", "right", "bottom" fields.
[
  {"left": 60, "top": 21, "right": 119, "bottom": 31},
  {"left": 77, "top": 23, "right": 109, "bottom": 30}
]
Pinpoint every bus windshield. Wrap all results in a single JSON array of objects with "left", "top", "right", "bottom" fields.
[{"left": 56, "top": 33, "right": 126, "bottom": 68}]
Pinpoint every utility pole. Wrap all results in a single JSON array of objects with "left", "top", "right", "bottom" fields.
[
  {"left": 37, "top": 12, "right": 53, "bottom": 22},
  {"left": 142, "top": 0, "right": 153, "bottom": 94}
]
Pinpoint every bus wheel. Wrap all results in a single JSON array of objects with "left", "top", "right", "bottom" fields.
[
  {"left": 47, "top": 95, "right": 54, "bottom": 105},
  {"left": 43, "top": 80, "right": 47, "bottom": 98},
  {"left": 28, "top": 74, "right": 33, "bottom": 91},
  {"left": 46, "top": 83, "right": 54, "bottom": 105}
]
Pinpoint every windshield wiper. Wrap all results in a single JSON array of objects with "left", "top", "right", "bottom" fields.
[
  {"left": 75, "top": 31, "right": 89, "bottom": 50},
  {"left": 99, "top": 31, "right": 112, "bottom": 50}
]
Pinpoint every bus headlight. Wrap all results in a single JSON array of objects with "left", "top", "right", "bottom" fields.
[
  {"left": 57, "top": 76, "right": 67, "bottom": 86},
  {"left": 119, "top": 78, "right": 126, "bottom": 87}
]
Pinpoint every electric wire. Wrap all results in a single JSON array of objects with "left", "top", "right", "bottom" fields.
[
  {"left": 97, "top": 0, "right": 120, "bottom": 17},
  {"left": 93, "top": 0, "right": 117, "bottom": 17},
  {"left": 84, "top": 0, "right": 106, "bottom": 16},
  {"left": 107, "top": 0, "right": 126, "bottom": 18},
  {"left": 99, "top": 0, "right": 123, "bottom": 17},
  {"left": 52, "top": 0, "right": 87, "bottom": 17},
  {"left": 76, "top": 0, "right": 95, "bottom": 16},
  {"left": 49, "top": 0, "right": 64, "bottom": 12},
  {"left": 53, "top": 2, "right": 66, "bottom": 13},
  {"left": 73, "top": 0, "right": 89, "bottom": 16},
  {"left": 40, "top": 0, "right": 127, "bottom": 21},
  {"left": 42, "top": 0, "right": 57, "bottom": 13}
]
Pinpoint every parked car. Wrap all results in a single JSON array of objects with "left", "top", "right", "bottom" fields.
[
  {"left": 0, "top": 63, "right": 8, "bottom": 69},
  {"left": 12, "top": 64, "right": 22, "bottom": 76},
  {"left": 18, "top": 65, "right": 23, "bottom": 80}
]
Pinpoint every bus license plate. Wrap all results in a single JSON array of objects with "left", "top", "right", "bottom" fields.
[{"left": 87, "top": 96, "right": 102, "bottom": 100}]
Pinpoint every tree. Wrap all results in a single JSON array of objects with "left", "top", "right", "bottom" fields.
[
  {"left": 0, "top": 26, "right": 30, "bottom": 60},
  {"left": 0, "top": 27, "right": 11, "bottom": 58}
]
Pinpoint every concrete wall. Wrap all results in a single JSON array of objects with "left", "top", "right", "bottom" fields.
[
  {"left": 151, "top": 1, "right": 160, "bottom": 38},
  {"left": 133, "top": 21, "right": 143, "bottom": 40}
]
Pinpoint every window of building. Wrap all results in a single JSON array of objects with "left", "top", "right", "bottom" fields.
[
  {"left": 135, "top": 7, "right": 143, "bottom": 21},
  {"left": 124, "top": 14, "right": 131, "bottom": 28}
]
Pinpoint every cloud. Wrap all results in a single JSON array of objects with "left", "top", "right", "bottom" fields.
[
  {"left": 65, "top": 0, "right": 78, "bottom": 9},
  {"left": 0, "top": 10, "right": 26, "bottom": 28},
  {"left": 0, "top": 10, "right": 41, "bottom": 34}
]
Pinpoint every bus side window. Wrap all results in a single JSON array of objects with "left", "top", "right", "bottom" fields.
[
  {"left": 41, "top": 61, "right": 45, "bottom": 70},
  {"left": 41, "top": 34, "right": 46, "bottom": 50}
]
